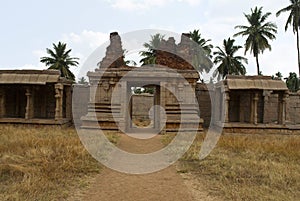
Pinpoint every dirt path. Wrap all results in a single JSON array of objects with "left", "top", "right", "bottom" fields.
[{"left": 69, "top": 134, "right": 217, "bottom": 201}]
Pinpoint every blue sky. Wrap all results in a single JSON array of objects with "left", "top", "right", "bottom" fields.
[{"left": 0, "top": 0, "right": 297, "bottom": 81}]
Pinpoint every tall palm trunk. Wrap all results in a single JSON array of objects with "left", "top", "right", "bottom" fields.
[
  {"left": 255, "top": 54, "right": 260, "bottom": 75},
  {"left": 297, "top": 29, "right": 300, "bottom": 77}
]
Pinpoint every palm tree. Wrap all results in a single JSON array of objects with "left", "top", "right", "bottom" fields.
[
  {"left": 213, "top": 38, "right": 248, "bottom": 80},
  {"left": 234, "top": 6, "right": 277, "bottom": 75},
  {"left": 40, "top": 42, "right": 79, "bottom": 81},
  {"left": 125, "top": 60, "right": 137, "bottom": 66},
  {"left": 123, "top": 49, "right": 137, "bottom": 66},
  {"left": 272, "top": 71, "right": 283, "bottom": 80},
  {"left": 276, "top": 0, "right": 300, "bottom": 77},
  {"left": 189, "top": 29, "right": 213, "bottom": 58},
  {"left": 139, "top": 33, "right": 164, "bottom": 65},
  {"left": 78, "top": 77, "right": 88, "bottom": 84},
  {"left": 189, "top": 29, "right": 213, "bottom": 74}
]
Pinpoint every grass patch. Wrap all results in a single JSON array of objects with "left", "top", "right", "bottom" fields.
[
  {"left": 0, "top": 125, "right": 102, "bottom": 201},
  {"left": 164, "top": 133, "right": 300, "bottom": 201}
]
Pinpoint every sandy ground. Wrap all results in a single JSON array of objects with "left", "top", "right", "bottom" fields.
[{"left": 69, "top": 134, "right": 220, "bottom": 201}]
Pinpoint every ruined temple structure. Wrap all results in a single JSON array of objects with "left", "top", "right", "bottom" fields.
[
  {"left": 0, "top": 70, "right": 72, "bottom": 125},
  {"left": 81, "top": 32, "right": 203, "bottom": 133},
  {"left": 214, "top": 75, "right": 291, "bottom": 133}
]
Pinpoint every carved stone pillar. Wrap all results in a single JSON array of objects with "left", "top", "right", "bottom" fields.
[
  {"left": 25, "top": 87, "right": 34, "bottom": 119},
  {"left": 253, "top": 92, "right": 259, "bottom": 125},
  {"left": 55, "top": 84, "right": 63, "bottom": 120},
  {"left": 65, "top": 86, "right": 72, "bottom": 119},
  {"left": 224, "top": 91, "right": 230, "bottom": 123},
  {"left": 214, "top": 89, "right": 221, "bottom": 122},
  {"left": 89, "top": 80, "right": 97, "bottom": 103},
  {"left": 178, "top": 82, "right": 184, "bottom": 103},
  {"left": 160, "top": 81, "right": 167, "bottom": 134},
  {"left": 284, "top": 92, "right": 290, "bottom": 124},
  {"left": 279, "top": 92, "right": 289, "bottom": 125},
  {"left": 263, "top": 90, "right": 270, "bottom": 124},
  {"left": 115, "top": 82, "right": 125, "bottom": 131},
  {"left": 0, "top": 88, "right": 5, "bottom": 117},
  {"left": 239, "top": 94, "right": 244, "bottom": 123}
]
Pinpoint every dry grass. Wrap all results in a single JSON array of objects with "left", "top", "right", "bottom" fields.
[
  {"left": 2, "top": 124, "right": 299, "bottom": 201},
  {"left": 164, "top": 133, "right": 300, "bottom": 201},
  {"left": 0, "top": 125, "right": 102, "bottom": 201}
]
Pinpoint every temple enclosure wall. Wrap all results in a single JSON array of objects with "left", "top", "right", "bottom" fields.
[
  {"left": 73, "top": 82, "right": 300, "bottom": 130},
  {"left": 195, "top": 83, "right": 212, "bottom": 127},
  {"left": 131, "top": 93, "right": 154, "bottom": 120},
  {"left": 72, "top": 84, "right": 90, "bottom": 126},
  {"left": 288, "top": 92, "right": 300, "bottom": 125}
]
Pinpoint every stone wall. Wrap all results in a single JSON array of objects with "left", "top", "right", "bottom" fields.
[
  {"left": 264, "top": 93, "right": 279, "bottom": 124},
  {"left": 195, "top": 83, "right": 212, "bottom": 127},
  {"left": 73, "top": 84, "right": 159, "bottom": 127},
  {"left": 288, "top": 92, "right": 300, "bottom": 124},
  {"left": 72, "top": 84, "right": 90, "bottom": 126},
  {"left": 263, "top": 92, "right": 300, "bottom": 125},
  {"left": 33, "top": 85, "right": 56, "bottom": 119},
  {"left": 72, "top": 83, "right": 300, "bottom": 128},
  {"left": 131, "top": 93, "right": 154, "bottom": 120}
]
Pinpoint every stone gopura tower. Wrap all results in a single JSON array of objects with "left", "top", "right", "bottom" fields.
[{"left": 81, "top": 32, "right": 204, "bottom": 133}]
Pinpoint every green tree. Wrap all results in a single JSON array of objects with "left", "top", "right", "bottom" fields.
[
  {"left": 132, "top": 87, "right": 154, "bottom": 94},
  {"left": 125, "top": 60, "right": 137, "bottom": 66},
  {"left": 40, "top": 42, "right": 79, "bottom": 81},
  {"left": 123, "top": 49, "right": 137, "bottom": 66},
  {"left": 133, "top": 87, "right": 143, "bottom": 94},
  {"left": 139, "top": 33, "right": 165, "bottom": 65},
  {"left": 213, "top": 38, "right": 248, "bottom": 80},
  {"left": 78, "top": 77, "right": 88, "bottom": 84},
  {"left": 189, "top": 29, "right": 213, "bottom": 58},
  {"left": 189, "top": 30, "right": 213, "bottom": 74},
  {"left": 276, "top": 0, "right": 300, "bottom": 77},
  {"left": 272, "top": 71, "right": 283, "bottom": 80},
  {"left": 285, "top": 72, "right": 300, "bottom": 92},
  {"left": 234, "top": 6, "right": 277, "bottom": 75}
]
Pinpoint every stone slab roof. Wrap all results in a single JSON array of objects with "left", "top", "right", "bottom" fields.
[
  {"left": 225, "top": 75, "right": 288, "bottom": 91},
  {"left": 0, "top": 70, "right": 64, "bottom": 85}
]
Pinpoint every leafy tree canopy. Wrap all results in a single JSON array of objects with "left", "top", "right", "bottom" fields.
[{"left": 40, "top": 42, "right": 79, "bottom": 81}]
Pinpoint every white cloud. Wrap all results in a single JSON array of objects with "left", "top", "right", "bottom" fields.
[
  {"left": 109, "top": 0, "right": 169, "bottom": 11},
  {"left": 59, "top": 30, "right": 110, "bottom": 79},
  {"left": 61, "top": 30, "right": 108, "bottom": 50},
  {"left": 27, "top": 30, "right": 110, "bottom": 80},
  {"left": 178, "top": 0, "right": 202, "bottom": 6},
  {"left": 33, "top": 30, "right": 108, "bottom": 68},
  {"left": 106, "top": 0, "right": 203, "bottom": 11},
  {"left": 1, "top": 64, "right": 44, "bottom": 71},
  {"left": 32, "top": 50, "right": 45, "bottom": 58},
  {"left": 22, "top": 0, "right": 298, "bottom": 80}
]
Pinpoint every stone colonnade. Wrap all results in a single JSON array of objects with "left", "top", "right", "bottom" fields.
[
  {"left": 215, "top": 88, "right": 289, "bottom": 126},
  {"left": 0, "top": 84, "right": 72, "bottom": 122}
]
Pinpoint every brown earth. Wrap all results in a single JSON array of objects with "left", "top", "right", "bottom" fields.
[{"left": 69, "top": 134, "right": 220, "bottom": 201}]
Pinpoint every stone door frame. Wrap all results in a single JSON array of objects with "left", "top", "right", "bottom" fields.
[{"left": 125, "top": 81, "right": 161, "bottom": 134}]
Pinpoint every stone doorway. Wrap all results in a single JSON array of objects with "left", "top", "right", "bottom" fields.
[
  {"left": 126, "top": 82, "right": 161, "bottom": 133},
  {"left": 81, "top": 32, "right": 204, "bottom": 133}
]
